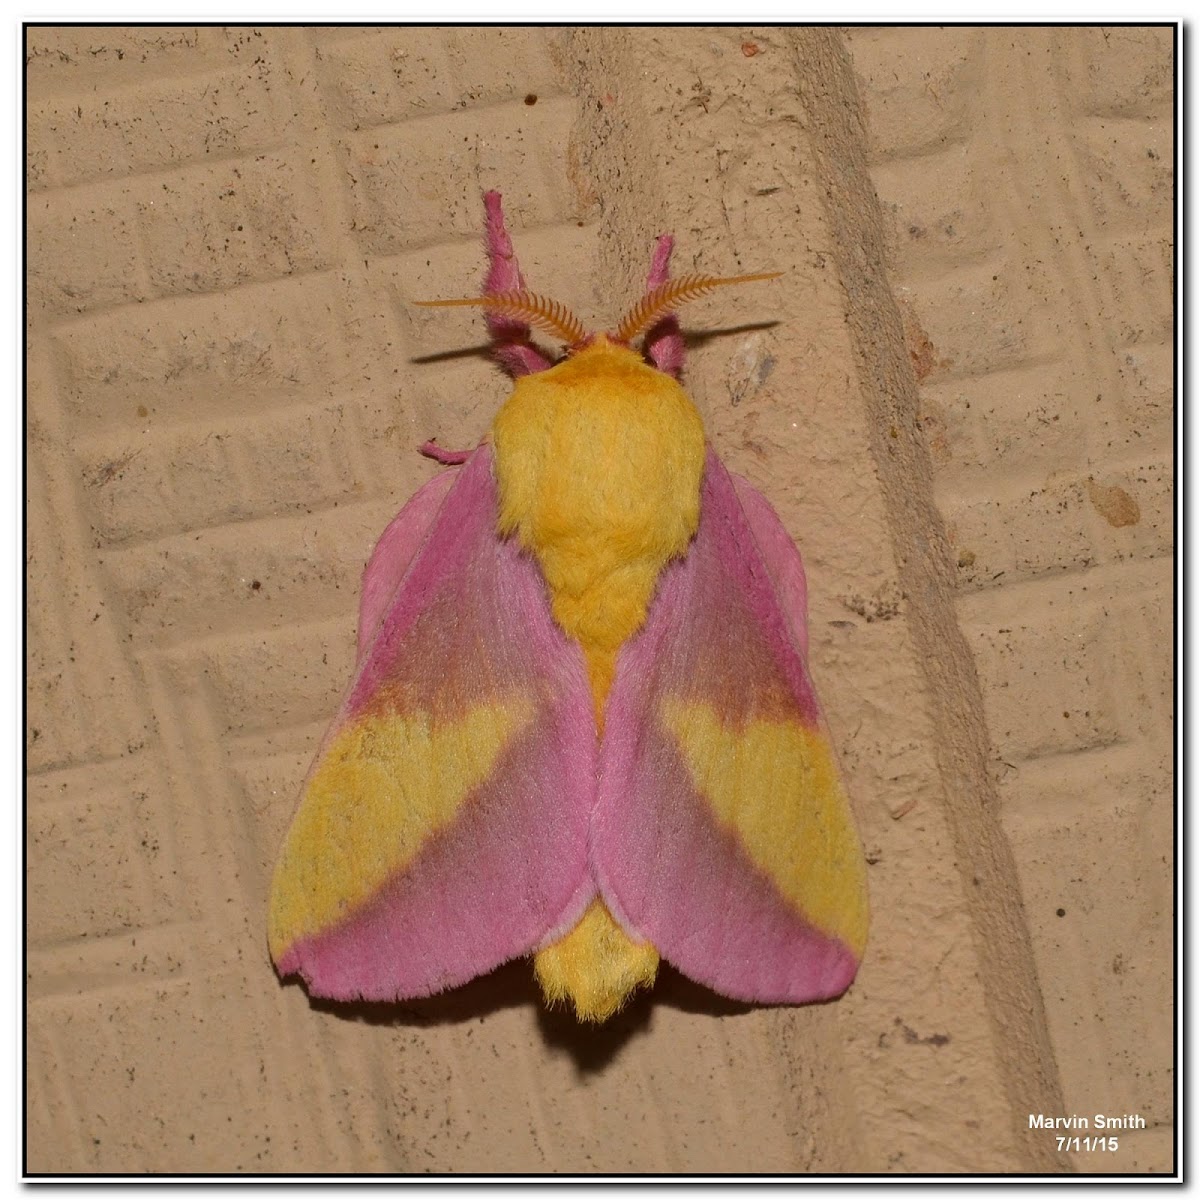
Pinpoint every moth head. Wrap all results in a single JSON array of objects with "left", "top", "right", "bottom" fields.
[{"left": 414, "top": 271, "right": 782, "bottom": 368}]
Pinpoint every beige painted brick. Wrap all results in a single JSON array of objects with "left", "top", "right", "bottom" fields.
[
  {"left": 441, "top": 28, "right": 566, "bottom": 105},
  {"left": 166, "top": 624, "right": 354, "bottom": 739},
  {"left": 1092, "top": 234, "right": 1174, "bottom": 348},
  {"left": 28, "top": 975, "right": 284, "bottom": 1172},
  {"left": 933, "top": 407, "right": 1168, "bottom": 595},
  {"left": 855, "top": 35, "right": 1174, "bottom": 1156},
  {"left": 1071, "top": 116, "right": 1173, "bottom": 230},
  {"left": 846, "top": 27, "right": 985, "bottom": 163},
  {"left": 1109, "top": 570, "right": 1173, "bottom": 740},
  {"left": 27, "top": 188, "right": 147, "bottom": 316},
  {"left": 135, "top": 152, "right": 336, "bottom": 296},
  {"left": 76, "top": 397, "right": 398, "bottom": 548},
  {"left": 49, "top": 273, "right": 393, "bottom": 432},
  {"left": 26, "top": 403, "right": 157, "bottom": 773},
  {"left": 27, "top": 51, "right": 296, "bottom": 190},
  {"left": 1071, "top": 1125, "right": 1175, "bottom": 1174},
  {"left": 400, "top": 362, "right": 513, "bottom": 460},
  {"left": 1084, "top": 461, "right": 1172, "bottom": 564},
  {"left": 1055, "top": 26, "right": 1174, "bottom": 117},
  {"left": 29, "top": 927, "right": 201, "bottom": 1008},
  {"left": 962, "top": 596, "right": 1122, "bottom": 762},
  {"left": 873, "top": 146, "right": 1001, "bottom": 273},
  {"left": 25, "top": 1017, "right": 80, "bottom": 1168},
  {"left": 313, "top": 26, "right": 564, "bottom": 128},
  {"left": 923, "top": 362, "right": 1098, "bottom": 486},
  {"left": 944, "top": 482, "right": 1097, "bottom": 590},
  {"left": 313, "top": 27, "right": 458, "bottom": 125},
  {"left": 25, "top": 26, "right": 225, "bottom": 95},
  {"left": 1113, "top": 338, "right": 1172, "bottom": 442},
  {"left": 229, "top": 742, "right": 314, "bottom": 882},
  {"left": 27, "top": 758, "right": 183, "bottom": 947},
  {"left": 1004, "top": 796, "right": 1172, "bottom": 1122},
  {"left": 897, "top": 260, "right": 1060, "bottom": 379},
  {"left": 26, "top": 669, "right": 83, "bottom": 775},
  {"left": 27, "top": 23, "right": 1174, "bottom": 1177},
  {"left": 341, "top": 97, "right": 578, "bottom": 254},
  {"left": 101, "top": 500, "right": 411, "bottom": 647}
]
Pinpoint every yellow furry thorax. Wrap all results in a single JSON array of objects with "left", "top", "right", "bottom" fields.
[
  {"left": 490, "top": 337, "right": 707, "bottom": 721},
  {"left": 490, "top": 336, "right": 707, "bottom": 1020}
]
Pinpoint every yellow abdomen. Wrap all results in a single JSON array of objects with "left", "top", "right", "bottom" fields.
[{"left": 491, "top": 337, "right": 706, "bottom": 1020}]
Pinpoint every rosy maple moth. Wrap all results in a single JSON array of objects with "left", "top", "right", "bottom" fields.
[{"left": 268, "top": 191, "right": 869, "bottom": 1023}]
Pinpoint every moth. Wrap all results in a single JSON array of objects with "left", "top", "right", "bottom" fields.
[{"left": 268, "top": 191, "right": 868, "bottom": 1022}]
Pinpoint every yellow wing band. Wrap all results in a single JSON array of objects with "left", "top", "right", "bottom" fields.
[
  {"left": 661, "top": 699, "right": 869, "bottom": 956},
  {"left": 268, "top": 698, "right": 533, "bottom": 958}
]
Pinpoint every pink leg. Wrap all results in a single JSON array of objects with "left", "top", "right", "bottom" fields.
[
  {"left": 482, "top": 191, "right": 553, "bottom": 377},
  {"left": 419, "top": 441, "right": 472, "bottom": 465},
  {"left": 643, "top": 234, "right": 685, "bottom": 377}
]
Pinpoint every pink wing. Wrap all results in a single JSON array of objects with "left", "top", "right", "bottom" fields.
[
  {"left": 593, "top": 449, "right": 869, "bottom": 1004},
  {"left": 269, "top": 447, "right": 596, "bottom": 1001},
  {"left": 356, "top": 469, "right": 457, "bottom": 660}
]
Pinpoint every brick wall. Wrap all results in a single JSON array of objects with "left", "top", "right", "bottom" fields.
[{"left": 26, "top": 25, "right": 1174, "bottom": 1175}]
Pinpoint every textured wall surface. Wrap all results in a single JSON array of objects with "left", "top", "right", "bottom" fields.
[{"left": 26, "top": 25, "right": 1174, "bottom": 1175}]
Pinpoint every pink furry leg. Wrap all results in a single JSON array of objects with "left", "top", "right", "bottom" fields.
[
  {"left": 482, "top": 190, "right": 552, "bottom": 377},
  {"left": 643, "top": 234, "right": 685, "bottom": 378},
  {"left": 420, "top": 441, "right": 472, "bottom": 465}
]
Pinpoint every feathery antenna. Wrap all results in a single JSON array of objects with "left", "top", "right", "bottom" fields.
[
  {"left": 613, "top": 272, "right": 782, "bottom": 344},
  {"left": 414, "top": 290, "right": 586, "bottom": 347}
]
